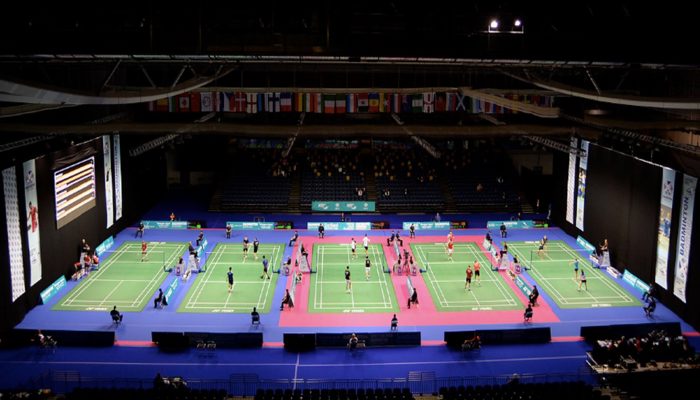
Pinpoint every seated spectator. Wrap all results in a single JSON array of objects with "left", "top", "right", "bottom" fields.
[
  {"left": 110, "top": 305, "right": 123, "bottom": 324},
  {"left": 524, "top": 304, "right": 533, "bottom": 322},
  {"left": 462, "top": 334, "right": 481, "bottom": 351},
  {"left": 288, "top": 231, "right": 299, "bottom": 247},
  {"left": 154, "top": 288, "right": 164, "bottom": 309},
  {"left": 348, "top": 333, "right": 359, "bottom": 350},
  {"left": 644, "top": 297, "right": 657, "bottom": 317},
  {"left": 90, "top": 253, "right": 100, "bottom": 270},
  {"left": 407, "top": 288, "right": 419, "bottom": 309},
  {"left": 34, "top": 330, "right": 56, "bottom": 348},
  {"left": 251, "top": 307, "right": 260, "bottom": 325},
  {"left": 280, "top": 289, "right": 293, "bottom": 310},
  {"left": 529, "top": 285, "right": 539, "bottom": 306}
]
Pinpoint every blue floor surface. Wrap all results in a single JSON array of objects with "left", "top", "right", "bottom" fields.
[{"left": 2, "top": 200, "right": 696, "bottom": 392}]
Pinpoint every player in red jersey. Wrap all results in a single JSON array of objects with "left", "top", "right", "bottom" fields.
[{"left": 141, "top": 241, "right": 148, "bottom": 262}]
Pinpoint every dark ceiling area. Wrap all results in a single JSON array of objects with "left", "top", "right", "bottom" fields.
[
  {"left": 0, "top": 1, "right": 698, "bottom": 64},
  {"left": 0, "top": 1, "right": 698, "bottom": 165}
]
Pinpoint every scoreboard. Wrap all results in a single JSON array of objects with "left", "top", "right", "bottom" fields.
[{"left": 54, "top": 157, "right": 96, "bottom": 228}]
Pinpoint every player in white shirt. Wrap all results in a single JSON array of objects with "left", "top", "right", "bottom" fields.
[
  {"left": 351, "top": 238, "right": 357, "bottom": 260},
  {"left": 362, "top": 234, "right": 370, "bottom": 255}
]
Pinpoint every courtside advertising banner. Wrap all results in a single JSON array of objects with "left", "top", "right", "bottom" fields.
[
  {"left": 3, "top": 167, "right": 26, "bottom": 301},
  {"left": 655, "top": 168, "right": 676, "bottom": 289},
  {"left": 103, "top": 136, "right": 114, "bottom": 228},
  {"left": 566, "top": 137, "right": 578, "bottom": 224},
  {"left": 575, "top": 140, "right": 589, "bottom": 231},
  {"left": 673, "top": 174, "right": 696, "bottom": 302},
  {"left": 113, "top": 134, "right": 123, "bottom": 221},
  {"left": 23, "top": 159, "right": 43, "bottom": 286}
]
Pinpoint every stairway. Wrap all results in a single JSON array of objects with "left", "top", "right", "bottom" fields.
[
  {"left": 287, "top": 172, "right": 301, "bottom": 212},
  {"left": 520, "top": 201, "right": 534, "bottom": 214},
  {"left": 439, "top": 176, "right": 457, "bottom": 213},
  {"left": 208, "top": 187, "right": 223, "bottom": 211},
  {"left": 359, "top": 151, "right": 377, "bottom": 202}
]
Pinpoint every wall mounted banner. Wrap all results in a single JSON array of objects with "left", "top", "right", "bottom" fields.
[
  {"left": 103, "top": 136, "right": 114, "bottom": 228},
  {"left": 39, "top": 275, "right": 66, "bottom": 304},
  {"left": 566, "top": 137, "right": 578, "bottom": 224},
  {"left": 576, "top": 236, "right": 596, "bottom": 253},
  {"left": 226, "top": 221, "right": 275, "bottom": 230},
  {"left": 486, "top": 220, "right": 535, "bottom": 230},
  {"left": 655, "top": 168, "right": 676, "bottom": 289},
  {"left": 622, "top": 269, "right": 651, "bottom": 295},
  {"left": 673, "top": 174, "right": 696, "bottom": 302},
  {"left": 575, "top": 140, "right": 589, "bottom": 231},
  {"left": 402, "top": 221, "right": 451, "bottom": 230},
  {"left": 312, "top": 201, "right": 375, "bottom": 212},
  {"left": 23, "top": 159, "right": 42, "bottom": 286},
  {"left": 113, "top": 134, "right": 123, "bottom": 221},
  {"left": 141, "top": 220, "right": 188, "bottom": 229},
  {"left": 307, "top": 222, "right": 372, "bottom": 230},
  {"left": 3, "top": 167, "right": 26, "bottom": 302},
  {"left": 95, "top": 236, "right": 115, "bottom": 257}
]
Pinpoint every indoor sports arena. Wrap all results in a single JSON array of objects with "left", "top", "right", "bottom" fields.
[{"left": 1, "top": 3, "right": 699, "bottom": 400}]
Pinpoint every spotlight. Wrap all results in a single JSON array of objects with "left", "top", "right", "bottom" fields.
[
  {"left": 512, "top": 18, "right": 524, "bottom": 34},
  {"left": 488, "top": 19, "right": 500, "bottom": 32}
]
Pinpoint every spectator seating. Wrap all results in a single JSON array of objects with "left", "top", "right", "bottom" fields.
[
  {"left": 211, "top": 150, "right": 293, "bottom": 212},
  {"left": 300, "top": 149, "right": 365, "bottom": 209}
]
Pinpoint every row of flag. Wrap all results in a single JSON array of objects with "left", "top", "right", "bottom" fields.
[{"left": 148, "top": 91, "right": 555, "bottom": 114}]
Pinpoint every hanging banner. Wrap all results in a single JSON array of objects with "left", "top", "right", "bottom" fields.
[
  {"left": 23, "top": 159, "right": 42, "bottom": 286},
  {"left": 113, "top": 134, "right": 123, "bottom": 221},
  {"left": 3, "top": 167, "right": 26, "bottom": 302},
  {"left": 575, "top": 140, "right": 589, "bottom": 231},
  {"left": 655, "top": 168, "right": 676, "bottom": 289},
  {"left": 673, "top": 174, "right": 696, "bottom": 302},
  {"left": 566, "top": 137, "right": 578, "bottom": 224},
  {"left": 103, "top": 136, "right": 114, "bottom": 228}
]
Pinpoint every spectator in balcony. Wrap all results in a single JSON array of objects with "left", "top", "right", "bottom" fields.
[{"left": 476, "top": 183, "right": 484, "bottom": 193}]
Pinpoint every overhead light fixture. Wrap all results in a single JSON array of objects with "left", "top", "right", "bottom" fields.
[{"left": 487, "top": 17, "right": 524, "bottom": 34}]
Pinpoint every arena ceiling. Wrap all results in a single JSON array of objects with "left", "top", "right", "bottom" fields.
[{"left": 0, "top": 1, "right": 699, "bottom": 157}]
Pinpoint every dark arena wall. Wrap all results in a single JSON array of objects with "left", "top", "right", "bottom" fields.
[
  {"left": 0, "top": 135, "right": 168, "bottom": 332},
  {"left": 553, "top": 142, "right": 700, "bottom": 330}
]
